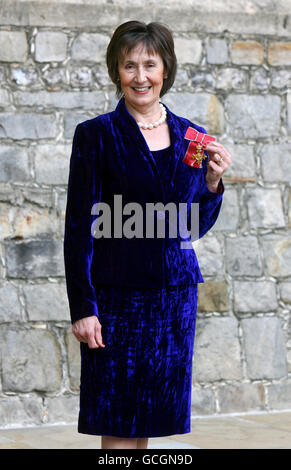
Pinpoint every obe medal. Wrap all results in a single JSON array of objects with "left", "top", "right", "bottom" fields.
[{"left": 183, "top": 127, "right": 216, "bottom": 169}]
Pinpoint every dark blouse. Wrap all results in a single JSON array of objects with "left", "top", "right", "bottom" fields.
[{"left": 151, "top": 144, "right": 172, "bottom": 183}]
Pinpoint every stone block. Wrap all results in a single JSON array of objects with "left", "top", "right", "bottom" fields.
[
  {"left": 0, "top": 281, "right": 21, "bottom": 323},
  {"left": 190, "top": 70, "right": 215, "bottom": 89},
  {"left": 0, "top": 146, "right": 30, "bottom": 183},
  {"left": 71, "top": 33, "right": 109, "bottom": 62},
  {"left": 5, "top": 238, "right": 64, "bottom": 278},
  {"left": 162, "top": 92, "right": 224, "bottom": 135},
  {"left": 0, "top": 186, "right": 19, "bottom": 204},
  {"left": 233, "top": 280, "right": 278, "bottom": 314},
  {"left": 212, "top": 188, "right": 239, "bottom": 232},
  {"left": 260, "top": 144, "right": 291, "bottom": 182},
  {"left": 35, "top": 32, "right": 68, "bottom": 62},
  {"left": 6, "top": 202, "right": 57, "bottom": 243},
  {"left": 246, "top": 187, "right": 285, "bottom": 229},
  {"left": 191, "top": 386, "right": 216, "bottom": 415},
  {"left": 13, "top": 205, "right": 59, "bottom": 239},
  {"left": 241, "top": 317, "right": 287, "bottom": 380},
  {"left": 24, "top": 282, "right": 70, "bottom": 322},
  {"left": 0, "top": 396, "right": 43, "bottom": 427},
  {"left": 93, "top": 63, "right": 115, "bottom": 88},
  {"left": 271, "top": 69, "right": 291, "bottom": 89},
  {"left": 64, "top": 114, "right": 91, "bottom": 139},
  {"left": 197, "top": 281, "right": 229, "bottom": 312},
  {"left": 0, "top": 113, "right": 56, "bottom": 140},
  {"left": 0, "top": 31, "right": 28, "bottom": 62},
  {"left": 225, "top": 94, "right": 281, "bottom": 138},
  {"left": 34, "top": 144, "right": 71, "bottom": 185},
  {"left": 206, "top": 38, "right": 228, "bottom": 64},
  {"left": 279, "top": 282, "right": 291, "bottom": 304},
  {"left": 153, "top": 2, "right": 283, "bottom": 35},
  {"left": 0, "top": 89, "right": 10, "bottom": 107},
  {"left": 70, "top": 66, "right": 92, "bottom": 88},
  {"left": 42, "top": 67, "right": 67, "bottom": 88},
  {"left": 174, "top": 37, "right": 202, "bottom": 64},
  {"left": 45, "top": 394, "right": 79, "bottom": 423},
  {"left": 1, "top": 328, "right": 62, "bottom": 392},
  {"left": 268, "top": 42, "right": 291, "bottom": 66},
  {"left": 170, "top": 65, "right": 189, "bottom": 90},
  {"left": 21, "top": 188, "right": 53, "bottom": 208},
  {"left": 10, "top": 66, "right": 39, "bottom": 87},
  {"left": 261, "top": 232, "right": 291, "bottom": 278},
  {"left": 0, "top": 202, "right": 14, "bottom": 239},
  {"left": 222, "top": 144, "right": 256, "bottom": 181},
  {"left": 215, "top": 68, "right": 247, "bottom": 91},
  {"left": 218, "top": 383, "right": 265, "bottom": 413},
  {"left": 193, "top": 316, "right": 242, "bottom": 382},
  {"left": 194, "top": 236, "right": 224, "bottom": 277},
  {"left": 13, "top": 90, "right": 106, "bottom": 110},
  {"left": 249, "top": 68, "right": 269, "bottom": 91},
  {"left": 267, "top": 382, "right": 291, "bottom": 410},
  {"left": 225, "top": 235, "right": 263, "bottom": 277},
  {"left": 231, "top": 41, "right": 264, "bottom": 65}
]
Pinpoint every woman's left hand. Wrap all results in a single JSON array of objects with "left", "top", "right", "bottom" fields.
[{"left": 204, "top": 141, "right": 232, "bottom": 193}]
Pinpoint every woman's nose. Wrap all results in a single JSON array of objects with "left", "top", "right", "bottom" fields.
[{"left": 135, "top": 67, "right": 147, "bottom": 82}]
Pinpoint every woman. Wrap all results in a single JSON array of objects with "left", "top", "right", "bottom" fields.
[{"left": 64, "top": 20, "right": 231, "bottom": 450}]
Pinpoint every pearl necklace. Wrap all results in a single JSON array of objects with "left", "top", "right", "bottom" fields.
[{"left": 137, "top": 103, "right": 167, "bottom": 130}]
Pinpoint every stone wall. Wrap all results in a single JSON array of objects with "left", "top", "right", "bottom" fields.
[{"left": 0, "top": 0, "right": 291, "bottom": 428}]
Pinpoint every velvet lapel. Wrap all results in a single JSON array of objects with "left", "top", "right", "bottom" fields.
[{"left": 113, "top": 96, "right": 185, "bottom": 203}]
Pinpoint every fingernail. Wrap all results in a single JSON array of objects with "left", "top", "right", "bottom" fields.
[{"left": 101, "top": 342, "right": 105, "bottom": 347}]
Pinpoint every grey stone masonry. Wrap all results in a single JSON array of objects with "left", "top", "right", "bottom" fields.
[
  {"left": 1, "top": 327, "right": 62, "bottom": 392},
  {"left": 193, "top": 317, "right": 242, "bottom": 383},
  {"left": 0, "top": 114, "right": 57, "bottom": 140},
  {"left": 241, "top": 317, "right": 287, "bottom": 380},
  {"left": 13, "top": 90, "right": 106, "bottom": 110},
  {"left": 0, "top": 0, "right": 291, "bottom": 428},
  {"left": 225, "top": 94, "right": 281, "bottom": 138},
  {"left": 35, "top": 32, "right": 68, "bottom": 63},
  {"left": 206, "top": 38, "right": 228, "bottom": 65},
  {"left": 71, "top": 33, "right": 110, "bottom": 62},
  {"left": 0, "top": 31, "right": 28, "bottom": 62}
]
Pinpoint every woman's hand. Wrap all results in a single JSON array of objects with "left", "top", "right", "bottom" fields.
[
  {"left": 72, "top": 316, "right": 105, "bottom": 349},
  {"left": 204, "top": 141, "right": 232, "bottom": 193}
]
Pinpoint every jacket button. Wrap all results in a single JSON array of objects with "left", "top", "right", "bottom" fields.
[{"left": 157, "top": 210, "right": 165, "bottom": 220}]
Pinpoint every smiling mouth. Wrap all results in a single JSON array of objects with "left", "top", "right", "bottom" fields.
[{"left": 132, "top": 86, "right": 152, "bottom": 92}]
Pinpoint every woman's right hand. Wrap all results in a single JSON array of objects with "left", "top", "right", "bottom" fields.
[{"left": 72, "top": 316, "right": 105, "bottom": 349}]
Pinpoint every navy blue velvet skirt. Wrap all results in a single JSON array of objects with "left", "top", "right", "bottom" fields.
[{"left": 78, "top": 283, "right": 198, "bottom": 438}]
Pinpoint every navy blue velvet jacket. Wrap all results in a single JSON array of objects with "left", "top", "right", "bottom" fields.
[{"left": 64, "top": 96, "right": 224, "bottom": 324}]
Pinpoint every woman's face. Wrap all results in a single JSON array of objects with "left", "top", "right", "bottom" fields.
[{"left": 118, "top": 42, "right": 166, "bottom": 109}]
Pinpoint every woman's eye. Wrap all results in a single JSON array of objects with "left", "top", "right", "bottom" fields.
[{"left": 125, "top": 64, "right": 155, "bottom": 69}]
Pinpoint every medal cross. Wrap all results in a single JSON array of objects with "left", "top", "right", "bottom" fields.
[{"left": 191, "top": 143, "right": 206, "bottom": 165}]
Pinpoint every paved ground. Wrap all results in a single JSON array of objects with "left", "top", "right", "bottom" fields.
[{"left": 0, "top": 411, "right": 291, "bottom": 449}]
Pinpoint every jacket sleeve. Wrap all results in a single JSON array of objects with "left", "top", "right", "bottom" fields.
[
  {"left": 63, "top": 123, "right": 102, "bottom": 324},
  {"left": 198, "top": 126, "right": 224, "bottom": 239}
]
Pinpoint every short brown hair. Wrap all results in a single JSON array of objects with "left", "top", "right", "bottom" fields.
[{"left": 106, "top": 20, "right": 177, "bottom": 99}]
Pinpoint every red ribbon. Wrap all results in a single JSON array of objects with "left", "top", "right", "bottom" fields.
[{"left": 183, "top": 127, "right": 216, "bottom": 168}]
